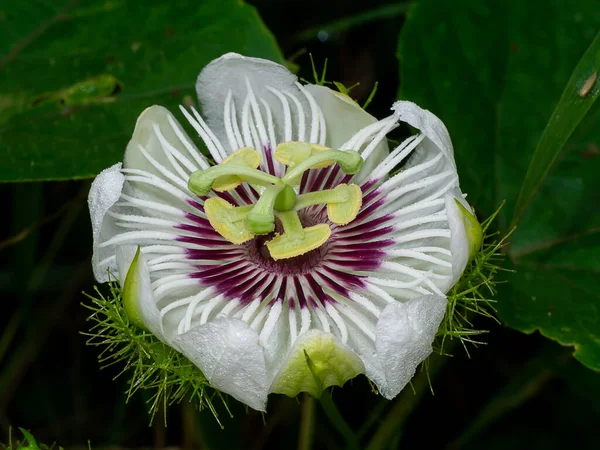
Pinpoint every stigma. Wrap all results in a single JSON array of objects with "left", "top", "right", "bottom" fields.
[{"left": 187, "top": 142, "right": 364, "bottom": 260}]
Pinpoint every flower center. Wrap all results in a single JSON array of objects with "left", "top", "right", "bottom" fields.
[
  {"left": 187, "top": 142, "right": 364, "bottom": 260},
  {"left": 245, "top": 211, "right": 329, "bottom": 275}
]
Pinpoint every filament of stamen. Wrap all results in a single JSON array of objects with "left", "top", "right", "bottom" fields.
[
  {"left": 188, "top": 164, "right": 283, "bottom": 196},
  {"left": 282, "top": 150, "right": 363, "bottom": 183}
]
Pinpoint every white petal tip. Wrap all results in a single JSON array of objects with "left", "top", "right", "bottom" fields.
[
  {"left": 89, "top": 162, "right": 124, "bottom": 283},
  {"left": 375, "top": 295, "right": 446, "bottom": 399},
  {"left": 173, "top": 318, "right": 269, "bottom": 411}
]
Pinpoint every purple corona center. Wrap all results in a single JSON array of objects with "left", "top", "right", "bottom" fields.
[{"left": 178, "top": 154, "right": 394, "bottom": 310}]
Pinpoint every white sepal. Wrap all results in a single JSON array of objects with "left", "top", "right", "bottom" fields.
[
  {"left": 89, "top": 163, "right": 124, "bottom": 282},
  {"left": 173, "top": 317, "right": 270, "bottom": 412},
  {"left": 374, "top": 294, "right": 446, "bottom": 399}
]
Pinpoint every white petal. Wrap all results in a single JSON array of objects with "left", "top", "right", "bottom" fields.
[
  {"left": 196, "top": 52, "right": 312, "bottom": 151},
  {"left": 305, "top": 84, "right": 390, "bottom": 175},
  {"left": 88, "top": 163, "right": 124, "bottom": 282},
  {"left": 172, "top": 317, "right": 269, "bottom": 412},
  {"left": 374, "top": 294, "right": 446, "bottom": 399},
  {"left": 124, "top": 105, "right": 207, "bottom": 189},
  {"left": 392, "top": 101, "right": 455, "bottom": 169}
]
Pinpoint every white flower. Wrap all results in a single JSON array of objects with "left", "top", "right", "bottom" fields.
[{"left": 88, "top": 52, "right": 481, "bottom": 411}]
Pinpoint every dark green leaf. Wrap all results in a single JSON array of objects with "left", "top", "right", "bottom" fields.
[
  {"left": 0, "top": 0, "right": 282, "bottom": 182},
  {"left": 399, "top": 0, "right": 600, "bottom": 369},
  {"left": 511, "top": 31, "right": 600, "bottom": 228}
]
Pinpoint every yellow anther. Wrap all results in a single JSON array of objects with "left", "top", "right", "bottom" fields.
[
  {"left": 326, "top": 184, "right": 362, "bottom": 225},
  {"left": 275, "top": 142, "right": 335, "bottom": 170},
  {"left": 204, "top": 197, "right": 254, "bottom": 244},
  {"left": 212, "top": 147, "right": 261, "bottom": 192},
  {"left": 274, "top": 142, "right": 312, "bottom": 167},
  {"left": 265, "top": 210, "right": 330, "bottom": 260},
  {"left": 267, "top": 224, "right": 331, "bottom": 260},
  {"left": 308, "top": 144, "right": 335, "bottom": 169}
]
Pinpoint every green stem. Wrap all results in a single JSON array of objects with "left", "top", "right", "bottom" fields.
[
  {"left": 277, "top": 210, "right": 305, "bottom": 237},
  {"left": 246, "top": 184, "right": 284, "bottom": 234},
  {"left": 188, "top": 164, "right": 282, "bottom": 196},
  {"left": 295, "top": 188, "right": 350, "bottom": 210},
  {"left": 298, "top": 394, "right": 316, "bottom": 450},
  {"left": 365, "top": 351, "right": 451, "bottom": 450},
  {"left": 282, "top": 150, "right": 363, "bottom": 183},
  {"left": 319, "top": 393, "right": 360, "bottom": 450}
]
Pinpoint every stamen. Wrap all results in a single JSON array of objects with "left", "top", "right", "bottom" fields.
[
  {"left": 188, "top": 164, "right": 282, "bottom": 197},
  {"left": 211, "top": 147, "right": 261, "bottom": 192},
  {"left": 266, "top": 210, "right": 331, "bottom": 260},
  {"left": 282, "top": 149, "right": 363, "bottom": 183},
  {"left": 204, "top": 198, "right": 254, "bottom": 244},
  {"left": 294, "top": 184, "right": 362, "bottom": 225}
]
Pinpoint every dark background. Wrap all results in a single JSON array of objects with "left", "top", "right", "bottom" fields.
[{"left": 1, "top": 0, "right": 599, "bottom": 448}]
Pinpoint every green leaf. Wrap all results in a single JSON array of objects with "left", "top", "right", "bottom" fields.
[
  {"left": 399, "top": 0, "right": 600, "bottom": 370},
  {"left": 512, "top": 31, "right": 600, "bottom": 228},
  {"left": 0, "top": 0, "right": 282, "bottom": 182}
]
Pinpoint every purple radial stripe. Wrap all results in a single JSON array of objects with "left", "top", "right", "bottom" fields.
[
  {"left": 264, "top": 144, "right": 277, "bottom": 177},
  {"left": 185, "top": 248, "right": 242, "bottom": 260},
  {"left": 329, "top": 240, "right": 395, "bottom": 252},
  {"left": 184, "top": 212, "right": 211, "bottom": 228},
  {"left": 178, "top": 235, "right": 233, "bottom": 247},
  {"left": 314, "top": 270, "right": 350, "bottom": 298},
  {"left": 276, "top": 277, "right": 288, "bottom": 302},
  {"left": 334, "top": 226, "right": 395, "bottom": 242},
  {"left": 335, "top": 215, "right": 394, "bottom": 235},
  {"left": 293, "top": 276, "right": 308, "bottom": 308},
  {"left": 306, "top": 295, "right": 319, "bottom": 308},
  {"left": 326, "top": 257, "right": 382, "bottom": 271},
  {"left": 327, "top": 249, "right": 387, "bottom": 260},
  {"left": 320, "top": 266, "right": 365, "bottom": 289},
  {"left": 216, "top": 191, "right": 243, "bottom": 207},
  {"left": 360, "top": 179, "right": 377, "bottom": 192},
  {"left": 304, "top": 273, "right": 334, "bottom": 305},
  {"left": 187, "top": 199, "right": 205, "bottom": 212},
  {"left": 303, "top": 167, "right": 329, "bottom": 194},
  {"left": 215, "top": 270, "right": 270, "bottom": 303},
  {"left": 197, "top": 264, "right": 261, "bottom": 295},
  {"left": 190, "top": 260, "right": 249, "bottom": 279},
  {"left": 320, "top": 165, "right": 341, "bottom": 191},
  {"left": 233, "top": 184, "right": 255, "bottom": 205},
  {"left": 176, "top": 223, "right": 222, "bottom": 238},
  {"left": 360, "top": 187, "right": 383, "bottom": 207},
  {"left": 255, "top": 275, "right": 278, "bottom": 303},
  {"left": 353, "top": 197, "right": 386, "bottom": 223},
  {"left": 339, "top": 174, "right": 352, "bottom": 186},
  {"left": 299, "top": 170, "right": 310, "bottom": 193}
]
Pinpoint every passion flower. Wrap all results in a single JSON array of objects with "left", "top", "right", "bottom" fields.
[{"left": 88, "top": 53, "right": 481, "bottom": 411}]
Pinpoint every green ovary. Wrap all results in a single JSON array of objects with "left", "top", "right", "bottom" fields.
[
  {"left": 270, "top": 330, "right": 364, "bottom": 397},
  {"left": 189, "top": 143, "right": 364, "bottom": 259}
]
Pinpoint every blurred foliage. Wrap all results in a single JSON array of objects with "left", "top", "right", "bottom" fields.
[
  {"left": 1, "top": 0, "right": 599, "bottom": 448},
  {"left": 399, "top": 0, "right": 600, "bottom": 371},
  {"left": 0, "top": 0, "right": 281, "bottom": 181}
]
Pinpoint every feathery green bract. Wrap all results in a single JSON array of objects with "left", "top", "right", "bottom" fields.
[
  {"left": 82, "top": 281, "right": 230, "bottom": 426},
  {"left": 437, "top": 203, "right": 513, "bottom": 355}
]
